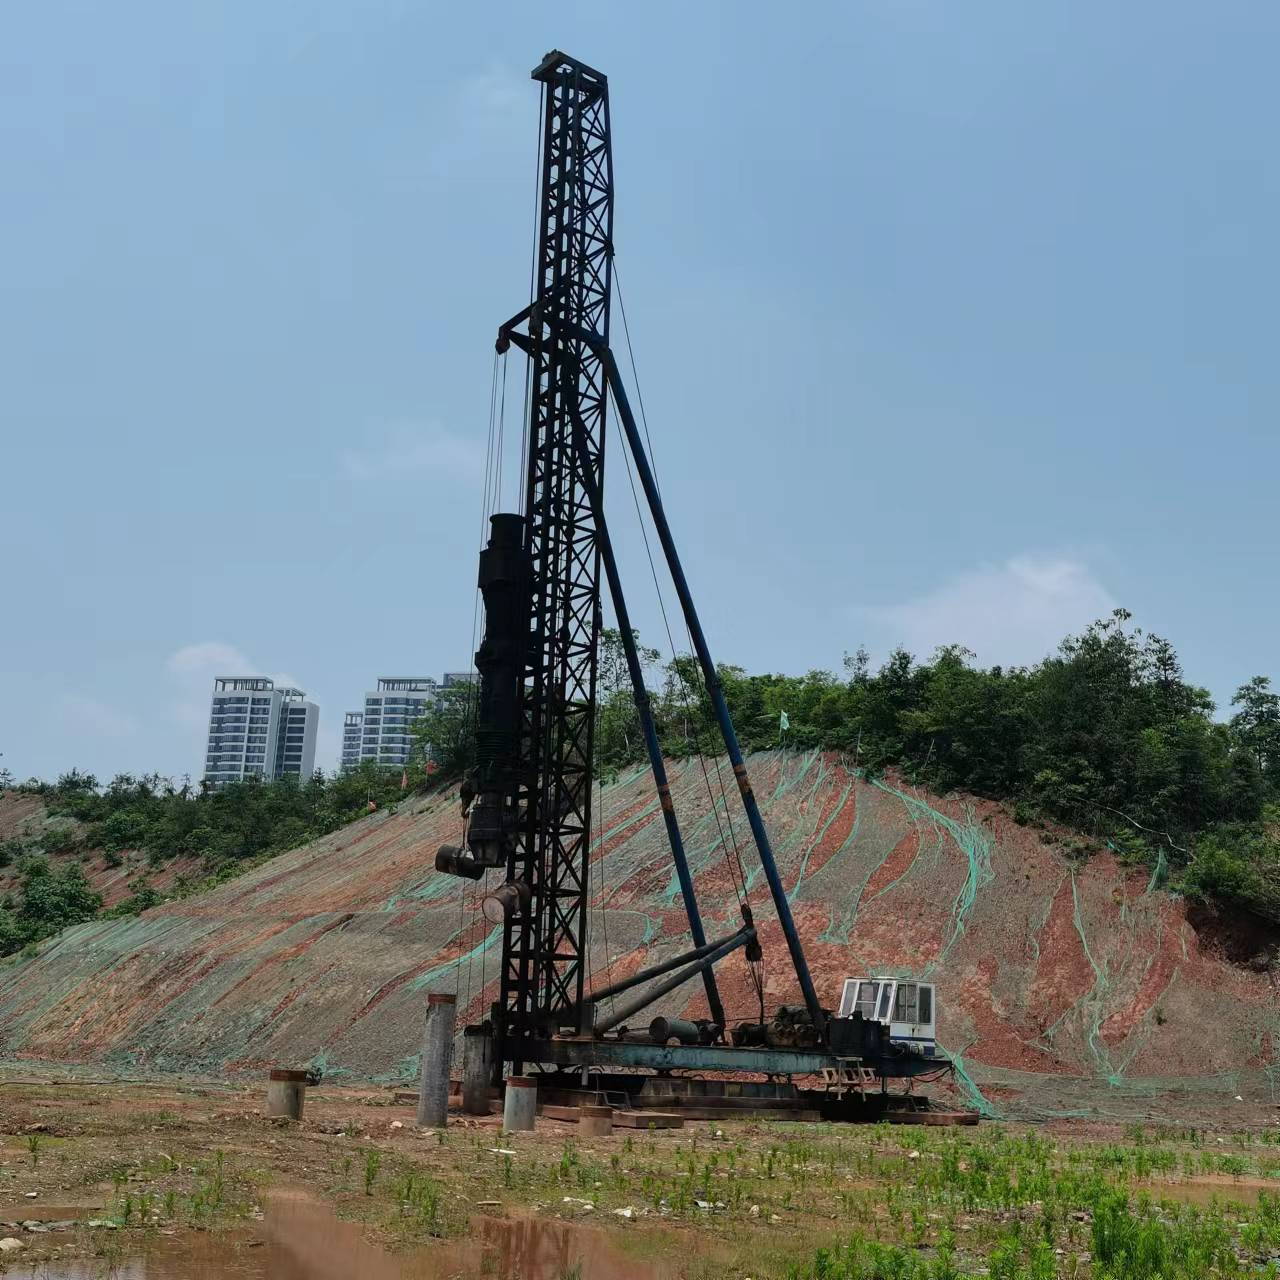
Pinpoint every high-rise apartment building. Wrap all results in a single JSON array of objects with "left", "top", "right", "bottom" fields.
[
  {"left": 343, "top": 673, "right": 475, "bottom": 770},
  {"left": 203, "top": 678, "right": 318, "bottom": 788},
  {"left": 340, "top": 712, "right": 364, "bottom": 771},
  {"left": 356, "top": 678, "right": 438, "bottom": 770},
  {"left": 276, "top": 688, "right": 320, "bottom": 780}
]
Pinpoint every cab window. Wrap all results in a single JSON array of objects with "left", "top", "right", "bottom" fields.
[
  {"left": 918, "top": 985, "right": 933, "bottom": 1026},
  {"left": 854, "top": 981, "right": 879, "bottom": 1019},
  {"left": 893, "top": 983, "right": 918, "bottom": 1022},
  {"left": 876, "top": 983, "right": 893, "bottom": 1021}
]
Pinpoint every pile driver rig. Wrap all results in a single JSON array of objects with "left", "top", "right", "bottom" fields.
[{"left": 435, "top": 50, "right": 953, "bottom": 1116}]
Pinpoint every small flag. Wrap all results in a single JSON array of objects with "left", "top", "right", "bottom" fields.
[
  {"left": 400, "top": 769, "right": 408, "bottom": 790},
  {"left": 779, "top": 711, "right": 790, "bottom": 732}
]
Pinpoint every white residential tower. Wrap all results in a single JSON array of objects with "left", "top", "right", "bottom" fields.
[
  {"left": 203, "top": 678, "right": 319, "bottom": 788},
  {"left": 342, "top": 673, "right": 475, "bottom": 771}
]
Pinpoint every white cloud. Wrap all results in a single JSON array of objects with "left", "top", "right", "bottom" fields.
[
  {"left": 420, "top": 64, "right": 529, "bottom": 182},
  {"left": 56, "top": 694, "right": 139, "bottom": 740},
  {"left": 862, "top": 554, "right": 1118, "bottom": 669},
  {"left": 166, "top": 641, "right": 256, "bottom": 678},
  {"left": 166, "top": 642, "right": 258, "bottom": 733},
  {"left": 339, "top": 422, "right": 484, "bottom": 483}
]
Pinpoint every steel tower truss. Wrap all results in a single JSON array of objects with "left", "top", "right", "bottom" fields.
[{"left": 498, "top": 51, "right": 614, "bottom": 1045}]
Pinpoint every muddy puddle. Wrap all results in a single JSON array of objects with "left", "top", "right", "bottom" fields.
[
  {"left": 6, "top": 1188, "right": 672, "bottom": 1279},
  {"left": 1143, "top": 1173, "right": 1280, "bottom": 1207}
]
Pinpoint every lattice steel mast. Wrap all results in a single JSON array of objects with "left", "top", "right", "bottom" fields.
[
  {"left": 435, "top": 51, "right": 620, "bottom": 1061},
  {"left": 505, "top": 50, "right": 613, "bottom": 1047}
]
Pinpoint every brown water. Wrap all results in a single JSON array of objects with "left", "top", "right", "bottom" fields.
[
  {"left": 5, "top": 1188, "right": 670, "bottom": 1280},
  {"left": 1143, "top": 1173, "right": 1279, "bottom": 1207}
]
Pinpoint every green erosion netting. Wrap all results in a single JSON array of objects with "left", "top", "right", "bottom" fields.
[{"left": 0, "top": 751, "right": 1275, "bottom": 1121}]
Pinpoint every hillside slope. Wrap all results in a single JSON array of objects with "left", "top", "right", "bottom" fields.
[
  {"left": 0, "top": 752, "right": 1275, "bottom": 1119},
  {"left": 0, "top": 791, "right": 201, "bottom": 908}
]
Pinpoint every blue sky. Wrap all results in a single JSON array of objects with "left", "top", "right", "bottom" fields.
[{"left": 3, "top": 1, "right": 1278, "bottom": 782}]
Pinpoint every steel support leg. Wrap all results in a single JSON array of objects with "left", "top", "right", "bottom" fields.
[
  {"left": 599, "top": 348, "right": 826, "bottom": 1035},
  {"left": 567, "top": 411, "right": 727, "bottom": 1030}
]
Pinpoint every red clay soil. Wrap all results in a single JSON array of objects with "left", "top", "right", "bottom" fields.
[
  {"left": 793, "top": 768, "right": 859, "bottom": 885},
  {"left": 862, "top": 829, "right": 922, "bottom": 901},
  {"left": 0, "top": 792, "right": 203, "bottom": 909},
  {"left": 0, "top": 793, "right": 44, "bottom": 839},
  {"left": 0, "top": 757, "right": 1276, "bottom": 1123},
  {"left": 1025, "top": 873, "right": 1094, "bottom": 1035},
  {"left": 956, "top": 958, "right": 1074, "bottom": 1076},
  {"left": 1098, "top": 896, "right": 1181, "bottom": 1048}
]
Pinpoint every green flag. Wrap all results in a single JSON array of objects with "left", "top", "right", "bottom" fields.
[{"left": 779, "top": 711, "right": 790, "bottom": 732}]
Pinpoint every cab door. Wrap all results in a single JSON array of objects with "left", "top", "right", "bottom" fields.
[
  {"left": 890, "top": 981, "right": 936, "bottom": 1054},
  {"left": 914, "top": 983, "right": 936, "bottom": 1049},
  {"left": 875, "top": 980, "right": 895, "bottom": 1024}
]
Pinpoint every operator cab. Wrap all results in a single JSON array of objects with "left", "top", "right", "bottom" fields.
[{"left": 838, "top": 976, "right": 937, "bottom": 1057}]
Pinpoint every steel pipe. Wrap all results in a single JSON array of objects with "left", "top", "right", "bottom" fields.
[
  {"left": 594, "top": 926, "right": 755, "bottom": 1034},
  {"left": 586, "top": 925, "right": 749, "bottom": 1006}
]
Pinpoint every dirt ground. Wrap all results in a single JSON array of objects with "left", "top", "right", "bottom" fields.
[{"left": 0, "top": 1076, "right": 1279, "bottom": 1278}]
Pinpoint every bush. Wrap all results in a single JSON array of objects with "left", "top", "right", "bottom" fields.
[
  {"left": 14, "top": 607, "right": 1280, "bottom": 941},
  {"left": 104, "top": 878, "right": 164, "bottom": 919},
  {"left": 1181, "top": 827, "right": 1280, "bottom": 921},
  {"left": 0, "top": 857, "right": 103, "bottom": 957}
]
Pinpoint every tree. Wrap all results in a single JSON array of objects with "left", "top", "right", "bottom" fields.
[
  {"left": 9, "top": 608, "right": 1280, "bottom": 932},
  {"left": 598, "top": 627, "right": 661, "bottom": 699},
  {"left": 411, "top": 684, "right": 477, "bottom": 779},
  {"left": 0, "top": 857, "right": 103, "bottom": 956},
  {"left": 595, "top": 628, "right": 662, "bottom": 770},
  {"left": 1232, "top": 676, "right": 1280, "bottom": 784},
  {"left": 843, "top": 646, "right": 872, "bottom": 684},
  {"left": 55, "top": 769, "right": 98, "bottom": 794}
]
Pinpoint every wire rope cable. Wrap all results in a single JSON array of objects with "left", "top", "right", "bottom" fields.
[
  {"left": 458, "top": 348, "right": 504, "bottom": 1011},
  {"left": 518, "top": 83, "right": 545, "bottom": 515},
  {"left": 611, "top": 398, "right": 749, "bottom": 913},
  {"left": 613, "top": 264, "right": 751, "bottom": 894},
  {"left": 594, "top": 775, "right": 617, "bottom": 1023},
  {"left": 609, "top": 266, "right": 773, "bottom": 1022},
  {"left": 613, "top": 261, "right": 662, "bottom": 496}
]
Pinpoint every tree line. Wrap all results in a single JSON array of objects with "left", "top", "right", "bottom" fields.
[{"left": 413, "top": 612, "right": 1280, "bottom": 927}]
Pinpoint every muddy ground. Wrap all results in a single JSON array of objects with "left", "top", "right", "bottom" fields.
[{"left": 0, "top": 1077, "right": 1278, "bottom": 1278}]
